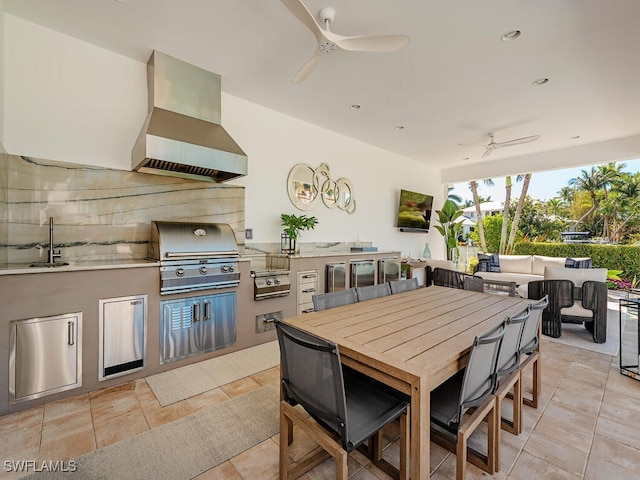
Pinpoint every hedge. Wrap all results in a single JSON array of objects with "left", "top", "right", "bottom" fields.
[{"left": 512, "top": 242, "right": 640, "bottom": 280}]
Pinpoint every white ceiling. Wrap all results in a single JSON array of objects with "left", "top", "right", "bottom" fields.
[{"left": 5, "top": 0, "right": 640, "bottom": 174}]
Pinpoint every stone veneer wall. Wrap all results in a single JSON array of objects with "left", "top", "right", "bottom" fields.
[{"left": 2, "top": 155, "right": 245, "bottom": 264}]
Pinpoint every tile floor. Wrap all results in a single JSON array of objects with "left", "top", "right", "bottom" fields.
[{"left": 1, "top": 339, "right": 640, "bottom": 479}]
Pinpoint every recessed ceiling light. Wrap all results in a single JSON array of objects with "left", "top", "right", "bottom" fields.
[
  {"left": 532, "top": 78, "right": 549, "bottom": 86},
  {"left": 501, "top": 30, "right": 521, "bottom": 42},
  {"left": 570, "top": 135, "right": 581, "bottom": 139},
  {"left": 462, "top": 157, "right": 470, "bottom": 161},
  {"left": 395, "top": 126, "right": 405, "bottom": 130},
  {"left": 350, "top": 104, "right": 361, "bottom": 110}
]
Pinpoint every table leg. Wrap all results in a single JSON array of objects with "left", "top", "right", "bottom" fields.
[{"left": 411, "top": 375, "right": 429, "bottom": 480}]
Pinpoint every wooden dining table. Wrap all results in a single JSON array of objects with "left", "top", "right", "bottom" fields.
[{"left": 283, "top": 285, "right": 531, "bottom": 479}]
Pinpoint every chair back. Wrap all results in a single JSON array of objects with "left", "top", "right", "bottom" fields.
[
  {"left": 463, "top": 276, "right": 485, "bottom": 292},
  {"left": 275, "top": 321, "right": 348, "bottom": 443},
  {"left": 495, "top": 308, "right": 530, "bottom": 381},
  {"left": 389, "top": 278, "right": 419, "bottom": 294},
  {"left": 458, "top": 320, "right": 506, "bottom": 421},
  {"left": 356, "top": 283, "right": 391, "bottom": 301},
  {"left": 520, "top": 295, "right": 549, "bottom": 355},
  {"left": 312, "top": 288, "right": 358, "bottom": 311},
  {"left": 432, "top": 267, "right": 465, "bottom": 289}
]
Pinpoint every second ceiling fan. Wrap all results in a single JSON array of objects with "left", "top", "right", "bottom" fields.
[
  {"left": 480, "top": 133, "right": 541, "bottom": 158},
  {"left": 280, "top": 0, "right": 410, "bottom": 84}
]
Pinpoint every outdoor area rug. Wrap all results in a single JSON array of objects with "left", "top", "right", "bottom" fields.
[
  {"left": 24, "top": 384, "right": 280, "bottom": 480},
  {"left": 543, "top": 295, "right": 623, "bottom": 357},
  {"left": 146, "top": 340, "right": 280, "bottom": 406}
]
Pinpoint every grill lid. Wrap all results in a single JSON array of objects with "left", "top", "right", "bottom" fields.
[{"left": 148, "top": 221, "right": 239, "bottom": 261}]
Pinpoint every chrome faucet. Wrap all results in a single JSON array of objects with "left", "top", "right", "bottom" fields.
[{"left": 47, "top": 216, "right": 62, "bottom": 264}]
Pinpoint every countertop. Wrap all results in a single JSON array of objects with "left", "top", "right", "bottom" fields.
[{"left": 270, "top": 250, "right": 401, "bottom": 259}]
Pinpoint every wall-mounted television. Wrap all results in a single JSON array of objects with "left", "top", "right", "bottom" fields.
[{"left": 396, "top": 189, "right": 433, "bottom": 232}]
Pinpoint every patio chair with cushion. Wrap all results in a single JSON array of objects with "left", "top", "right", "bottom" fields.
[
  {"left": 356, "top": 283, "right": 391, "bottom": 301},
  {"left": 276, "top": 320, "right": 410, "bottom": 480},
  {"left": 389, "top": 277, "right": 419, "bottom": 294},
  {"left": 430, "top": 319, "right": 506, "bottom": 479},
  {"left": 519, "top": 296, "right": 549, "bottom": 409},
  {"left": 312, "top": 288, "right": 358, "bottom": 311},
  {"left": 493, "top": 308, "right": 529, "bottom": 440},
  {"left": 527, "top": 266, "right": 608, "bottom": 343}
]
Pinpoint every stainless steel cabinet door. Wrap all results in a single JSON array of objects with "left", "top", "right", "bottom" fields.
[
  {"left": 10, "top": 313, "right": 82, "bottom": 403},
  {"left": 160, "top": 297, "right": 201, "bottom": 363},
  {"left": 202, "top": 292, "right": 236, "bottom": 350},
  {"left": 378, "top": 258, "right": 401, "bottom": 283},
  {"left": 326, "top": 263, "right": 346, "bottom": 292}
]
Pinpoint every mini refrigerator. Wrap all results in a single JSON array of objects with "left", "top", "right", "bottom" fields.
[
  {"left": 351, "top": 259, "right": 376, "bottom": 288},
  {"left": 325, "top": 262, "right": 347, "bottom": 292}
]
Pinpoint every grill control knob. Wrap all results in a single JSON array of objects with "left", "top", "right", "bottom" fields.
[
  {"left": 228, "top": 265, "right": 235, "bottom": 272},
  {"left": 199, "top": 266, "right": 208, "bottom": 275},
  {"left": 221, "top": 265, "right": 229, "bottom": 272},
  {"left": 176, "top": 268, "right": 185, "bottom": 277},
  {"left": 266, "top": 279, "right": 272, "bottom": 285},
  {"left": 274, "top": 278, "right": 281, "bottom": 285}
]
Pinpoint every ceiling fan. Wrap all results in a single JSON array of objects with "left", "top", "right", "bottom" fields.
[
  {"left": 280, "top": 0, "right": 410, "bottom": 84},
  {"left": 479, "top": 133, "right": 541, "bottom": 158}
]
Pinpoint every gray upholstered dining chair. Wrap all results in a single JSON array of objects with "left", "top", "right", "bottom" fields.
[
  {"left": 389, "top": 277, "right": 419, "bottom": 294},
  {"left": 276, "top": 320, "right": 410, "bottom": 480},
  {"left": 493, "top": 307, "right": 530, "bottom": 445},
  {"left": 518, "top": 296, "right": 549, "bottom": 409},
  {"left": 312, "top": 288, "right": 358, "bottom": 311},
  {"left": 430, "top": 319, "right": 507, "bottom": 479},
  {"left": 356, "top": 283, "right": 391, "bottom": 301}
]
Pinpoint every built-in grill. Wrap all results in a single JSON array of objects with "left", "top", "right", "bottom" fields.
[
  {"left": 148, "top": 221, "right": 240, "bottom": 294},
  {"left": 251, "top": 269, "right": 291, "bottom": 300}
]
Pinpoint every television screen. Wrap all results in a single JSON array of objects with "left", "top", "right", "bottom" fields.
[{"left": 396, "top": 189, "right": 433, "bottom": 232}]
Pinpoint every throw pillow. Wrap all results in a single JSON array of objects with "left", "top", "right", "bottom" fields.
[
  {"left": 565, "top": 257, "right": 593, "bottom": 269},
  {"left": 477, "top": 253, "right": 501, "bottom": 272}
]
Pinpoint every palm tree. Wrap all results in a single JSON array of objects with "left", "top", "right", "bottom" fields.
[
  {"left": 500, "top": 174, "right": 524, "bottom": 254},
  {"left": 597, "top": 162, "right": 624, "bottom": 238},
  {"left": 568, "top": 167, "right": 604, "bottom": 232},
  {"left": 506, "top": 173, "right": 532, "bottom": 253},
  {"left": 447, "top": 186, "right": 463, "bottom": 205},
  {"left": 546, "top": 197, "right": 564, "bottom": 218},
  {"left": 468, "top": 179, "right": 494, "bottom": 252}
]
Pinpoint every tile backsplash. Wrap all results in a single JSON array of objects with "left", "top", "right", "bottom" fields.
[{"left": 0, "top": 155, "right": 245, "bottom": 264}]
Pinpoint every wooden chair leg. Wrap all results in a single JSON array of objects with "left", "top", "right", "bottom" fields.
[
  {"left": 399, "top": 407, "right": 410, "bottom": 480},
  {"left": 280, "top": 403, "right": 292, "bottom": 480},
  {"left": 522, "top": 353, "right": 540, "bottom": 409}
]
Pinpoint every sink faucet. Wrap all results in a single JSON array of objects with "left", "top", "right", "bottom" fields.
[{"left": 47, "top": 217, "right": 62, "bottom": 264}]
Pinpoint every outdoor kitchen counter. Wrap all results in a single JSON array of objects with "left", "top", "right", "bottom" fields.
[{"left": 0, "top": 257, "right": 253, "bottom": 275}]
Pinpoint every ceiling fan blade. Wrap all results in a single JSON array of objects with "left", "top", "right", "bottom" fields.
[
  {"left": 481, "top": 148, "right": 493, "bottom": 158},
  {"left": 493, "top": 135, "right": 540, "bottom": 149},
  {"left": 335, "top": 34, "right": 410, "bottom": 52},
  {"left": 292, "top": 52, "right": 322, "bottom": 84},
  {"left": 280, "top": 0, "right": 323, "bottom": 43}
]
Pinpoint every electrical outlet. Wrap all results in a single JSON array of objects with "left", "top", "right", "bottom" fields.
[{"left": 245, "top": 228, "right": 253, "bottom": 239}]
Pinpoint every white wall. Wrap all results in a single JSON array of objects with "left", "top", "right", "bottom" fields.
[{"left": 3, "top": 14, "right": 448, "bottom": 260}]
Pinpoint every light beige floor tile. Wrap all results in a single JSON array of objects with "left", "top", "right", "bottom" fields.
[
  {"left": 185, "top": 387, "right": 230, "bottom": 412},
  {"left": 522, "top": 430, "right": 588, "bottom": 476},
  {"left": 0, "top": 406, "right": 44, "bottom": 431},
  {"left": 595, "top": 415, "right": 640, "bottom": 450},
  {"left": 230, "top": 438, "right": 279, "bottom": 480},
  {"left": 141, "top": 399, "right": 194, "bottom": 429},
  {"left": 192, "top": 460, "right": 242, "bottom": 480},
  {"left": 38, "top": 427, "right": 96, "bottom": 463},
  {"left": 534, "top": 402, "right": 597, "bottom": 453},
  {"left": 93, "top": 409, "right": 149, "bottom": 448},
  {"left": 587, "top": 433, "right": 640, "bottom": 474},
  {"left": 43, "top": 394, "right": 90, "bottom": 423},
  {"left": 508, "top": 450, "right": 580, "bottom": 480},
  {"left": 599, "top": 389, "right": 640, "bottom": 428},
  {"left": 41, "top": 409, "right": 93, "bottom": 443},
  {"left": 0, "top": 423, "right": 41, "bottom": 459},
  {"left": 251, "top": 366, "right": 281, "bottom": 387},
  {"left": 220, "top": 376, "right": 262, "bottom": 399}
]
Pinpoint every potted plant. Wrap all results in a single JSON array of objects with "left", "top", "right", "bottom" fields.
[
  {"left": 434, "top": 199, "right": 463, "bottom": 261},
  {"left": 280, "top": 213, "right": 318, "bottom": 254}
]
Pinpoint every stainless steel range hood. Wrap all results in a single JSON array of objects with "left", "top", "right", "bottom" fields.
[{"left": 132, "top": 51, "right": 247, "bottom": 182}]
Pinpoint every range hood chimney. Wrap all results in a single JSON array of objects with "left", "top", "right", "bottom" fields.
[{"left": 132, "top": 51, "right": 247, "bottom": 182}]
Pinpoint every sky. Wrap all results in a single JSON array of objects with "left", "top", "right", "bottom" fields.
[{"left": 449, "top": 158, "right": 640, "bottom": 204}]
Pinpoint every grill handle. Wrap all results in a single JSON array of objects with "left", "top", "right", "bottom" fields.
[{"left": 165, "top": 251, "right": 238, "bottom": 258}]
